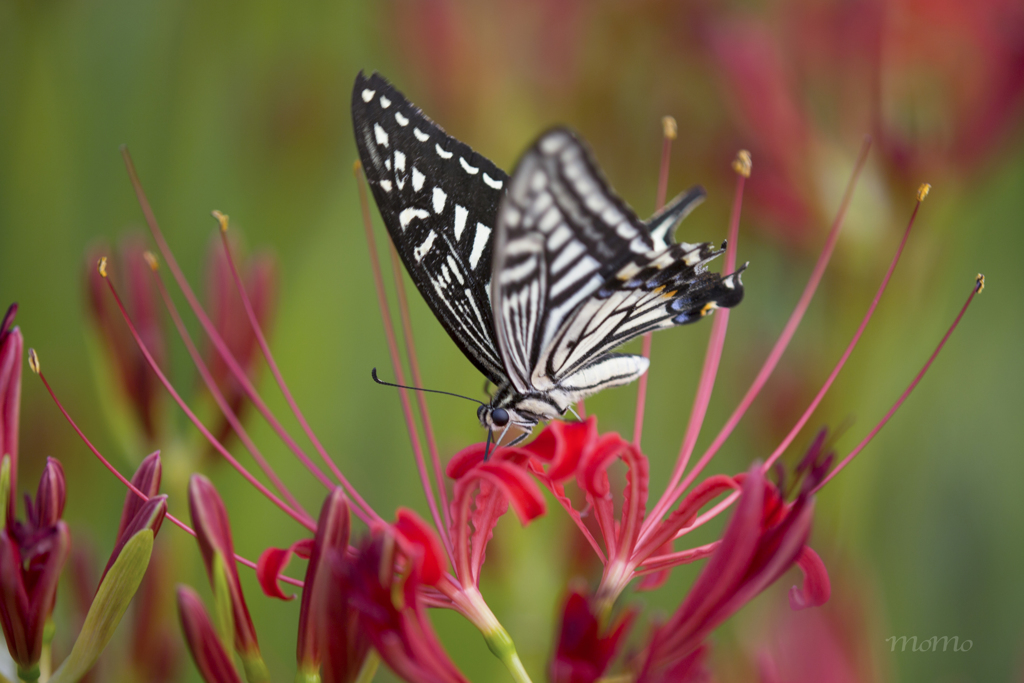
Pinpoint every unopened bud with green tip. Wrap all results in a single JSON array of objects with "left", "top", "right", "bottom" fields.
[
  {"left": 177, "top": 585, "right": 243, "bottom": 683},
  {"left": 49, "top": 495, "right": 166, "bottom": 683},
  {"left": 189, "top": 475, "right": 269, "bottom": 682}
]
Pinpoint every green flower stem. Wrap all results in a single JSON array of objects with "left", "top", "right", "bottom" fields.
[
  {"left": 456, "top": 588, "right": 534, "bottom": 683},
  {"left": 37, "top": 643, "right": 50, "bottom": 683},
  {"left": 353, "top": 651, "right": 380, "bottom": 683},
  {"left": 482, "top": 624, "right": 533, "bottom": 683}
]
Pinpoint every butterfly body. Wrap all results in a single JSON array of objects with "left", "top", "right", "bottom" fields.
[{"left": 353, "top": 72, "right": 745, "bottom": 444}]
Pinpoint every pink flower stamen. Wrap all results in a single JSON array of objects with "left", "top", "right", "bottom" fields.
[
  {"left": 386, "top": 241, "right": 453, "bottom": 538},
  {"left": 763, "top": 185, "right": 926, "bottom": 472},
  {"left": 119, "top": 147, "right": 379, "bottom": 525},
  {"left": 633, "top": 116, "right": 677, "bottom": 448},
  {"left": 33, "top": 361, "right": 304, "bottom": 588},
  {"left": 817, "top": 276, "right": 983, "bottom": 490},
  {"left": 356, "top": 163, "right": 454, "bottom": 563},
  {"left": 99, "top": 267, "right": 314, "bottom": 530},
  {"left": 648, "top": 137, "right": 872, "bottom": 531},
  {"left": 147, "top": 257, "right": 316, "bottom": 518},
  {"left": 216, "top": 226, "right": 372, "bottom": 516}
]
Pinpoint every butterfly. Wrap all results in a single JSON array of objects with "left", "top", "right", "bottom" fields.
[{"left": 352, "top": 72, "right": 745, "bottom": 447}]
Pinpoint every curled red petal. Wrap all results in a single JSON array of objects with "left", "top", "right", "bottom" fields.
[
  {"left": 394, "top": 508, "right": 447, "bottom": 586},
  {"left": 446, "top": 443, "right": 488, "bottom": 480},
  {"left": 256, "top": 539, "right": 314, "bottom": 601},
  {"left": 472, "top": 462, "right": 545, "bottom": 524},
  {"left": 525, "top": 418, "right": 597, "bottom": 482},
  {"left": 578, "top": 433, "right": 636, "bottom": 498},
  {"left": 789, "top": 545, "right": 830, "bottom": 610}
]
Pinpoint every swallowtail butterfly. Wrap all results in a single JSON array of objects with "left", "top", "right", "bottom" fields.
[{"left": 353, "top": 72, "right": 745, "bottom": 445}]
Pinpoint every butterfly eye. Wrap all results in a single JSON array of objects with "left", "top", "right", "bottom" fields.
[{"left": 491, "top": 407, "right": 510, "bottom": 427}]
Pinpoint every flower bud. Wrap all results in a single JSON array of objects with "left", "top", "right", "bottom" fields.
[
  {"left": 33, "top": 457, "right": 66, "bottom": 529},
  {"left": 177, "top": 585, "right": 242, "bottom": 683},
  {"left": 85, "top": 239, "right": 166, "bottom": 443},
  {"left": 297, "top": 488, "right": 350, "bottom": 676},
  {"left": 0, "top": 304, "right": 22, "bottom": 520},
  {"left": 188, "top": 475, "right": 264, "bottom": 674},
  {"left": 0, "top": 521, "right": 70, "bottom": 673},
  {"left": 116, "top": 451, "right": 162, "bottom": 543}
]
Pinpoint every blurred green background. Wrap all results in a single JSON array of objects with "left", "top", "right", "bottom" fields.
[{"left": 1, "top": 1, "right": 1021, "bottom": 682}]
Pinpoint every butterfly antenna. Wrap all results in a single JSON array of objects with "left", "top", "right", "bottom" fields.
[{"left": 371, "top": 368, "right": 486, "bottom": 406}]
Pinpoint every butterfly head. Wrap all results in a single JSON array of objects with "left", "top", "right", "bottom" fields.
[{"left": 477, "top": 403, "right": 536, "bottom": 443}]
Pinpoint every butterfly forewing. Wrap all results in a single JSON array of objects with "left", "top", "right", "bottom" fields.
[{"left": 352, "top": 72, "right": 509, "bottom": 385}]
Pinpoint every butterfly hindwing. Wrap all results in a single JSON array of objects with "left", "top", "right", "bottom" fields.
[
  {"left": 492, "top": 128, "right": 657, "bottom": 393},
  {"left": 352, "top": 72, "right": 509, "bottom": 385}
]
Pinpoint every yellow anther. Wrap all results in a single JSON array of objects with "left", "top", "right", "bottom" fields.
[
  {"left": 732, "top": 150, "right": 752, "bottom": 178},
  {"left": 662, "top": 116, "right": 678, "bottom": 141},
  {"left": 27, "top": 348, "right": 39, "bottom": 375},
  {"left": 353, "top": 160, "right": 363, "bottom": 176},
  {"left": 211, "top": 210, "right": 229, "bottom": 233},
  {"left": 976, "top": 273, "right": 985, "bottom": 293},
  {"left": 143, "top": 251, "right": 159, "bottom": 271},
  {"left": 917, "top": 183, "right": 931, "bottom": 202},
  {"left": 97, "top": 257, "right": 108, "bottom": 278}
]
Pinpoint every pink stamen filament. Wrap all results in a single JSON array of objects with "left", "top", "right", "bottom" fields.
[
  {"left": 149, "top": 265, "right": 314, "bottom": 520},
  {"left": 649, "top": 138, "right": 872, "bottom": 530},
  {"left": 665, "top": 277, "right": 981, "bottom": 538},
  {"left": 632, "top": 125, "right": 675, "bottom": 447},
  {"left": 119, "top": 148, "right": 379, "bottom": 524},
  {"left": 356, "top": 165, "right": 454, "bottom": 564},
  {"left": 763, "top": 196, "right": 923, "bottom": 471},
  {"left": 640, "top": 161, "right": 748, "bottom": 539},
  {"left": 218, "top": 229, "right": 382, "bottom": 522},
  {"left": 817, "top": 278, "right": 982, "bottom": 491},
  {"left": 530, "top": 469, "right": 606, "bottom": 563},
  {"left": 103, "top": 275, "right": 315, "bottom": 531},
  {"left": 35, "top": 369, "right": 303, "bottom": 587},
  {"left": 386, "top": 241, "right": 452, "bottom": 536},
  {"left": 635, "top": 541, "right": 718, "bottom": 575}
]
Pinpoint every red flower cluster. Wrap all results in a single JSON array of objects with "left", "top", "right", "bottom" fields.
[{"left": 31, "top": 116, "right": 981, "bottom": 683}]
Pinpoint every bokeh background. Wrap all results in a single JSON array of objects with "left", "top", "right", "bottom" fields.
[{"left": 1, "top": 1, "right": 1022, "bottom": 681}]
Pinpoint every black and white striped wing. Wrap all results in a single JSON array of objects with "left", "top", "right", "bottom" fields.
[
  {"left": 543, "top": 242, "right": 745, "bottom": 386},
  {"left": 491, "top": 128, "right": 656, "bottom": 394},
  {"left": 493, "top": 128, "right": 746, "bottom": 398},
  {"left": 352, "top": 72, "right": 508, "bottom": 385}
]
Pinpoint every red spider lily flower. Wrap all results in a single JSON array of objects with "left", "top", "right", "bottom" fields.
[
  {"left": 550, "top": 589, "right": 635, "bottom": 683},
  {"left": 187, "top": 474, "right": 267, "bottom": 677},
  {"left": 0, "top": 456, "right": 70, "bottom": 677},
  {"left": 1, "top": 303, "right": 23, "bottom": 519},
  {"left": 35, "top": 122, "right": 979, "bottom": 683},
  {"left": 86, "top": 237, "right": 166, "bottom": 442},
  {"left": 204, "top": 224, "right": 276, "bottom": 448},
  {"left": 177, "top": 585, "right": 243, "bottom": 683},
  {"left": 328, "top": 528, "right": 466, "bottom": 683},
  {"left": 634, "top": 465, "right": 815, "bottom": 682}
]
